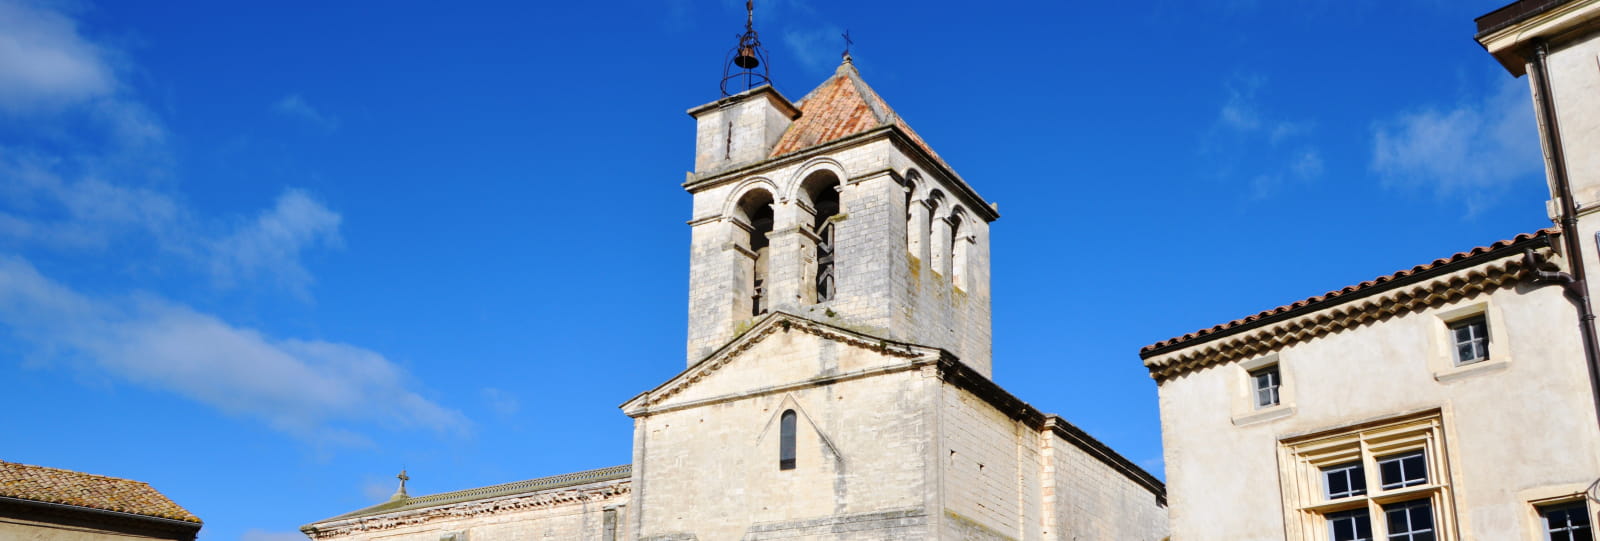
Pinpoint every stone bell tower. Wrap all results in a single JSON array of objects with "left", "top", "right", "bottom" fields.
[{"left": 681, "top": 48, "right": 999, "bottom": 375}]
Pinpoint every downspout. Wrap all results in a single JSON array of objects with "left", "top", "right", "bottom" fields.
[{"left": 1528, "top": 39, "right": 1600, "bottom": 429}]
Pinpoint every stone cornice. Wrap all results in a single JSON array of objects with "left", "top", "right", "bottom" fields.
[
  {"left": 1142, "top": 248, "right": 1549, "bottom": 383},
  {"left": 300, "top": 480, "right": 630, "bottom": 539}
]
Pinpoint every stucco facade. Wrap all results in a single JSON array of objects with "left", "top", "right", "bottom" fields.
[
  {"left": 1143, "top": 3, "right": 1600, "bottom": 540},
  {"left": 1145, "top": 236, "right": 1600, "bottom": 540},
  {"left": 302, "top": 55, "right": 1165, "bottom": 541}
]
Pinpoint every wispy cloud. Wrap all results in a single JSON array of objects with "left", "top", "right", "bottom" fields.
[
  {"left": 0, "top": 1, "right": 452, "bottom": 448},
  {"left": 0, "top": 257, "right": 468, "bottom": 442},
  {"left": 1206, "top": 74, "right": 1323, "bottom": 198},
  {"left": 1370, "top": 77, "right": 1540, "bottom": 210},
  {"left": 782, "top": 26, "right": 844, "bottom": 73},
  {"left": 274, "top": 94, "right": 339, "bottom": 132},
  {"left": 0, "top": 0, "right": 116, "bottom": 114},
  {"left": 207, "top": 189, "right": 342, "bottom": 294}
]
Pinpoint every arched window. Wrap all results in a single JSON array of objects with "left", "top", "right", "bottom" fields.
[
  {"left": 800, "top": 171, "right": 841, "bottom": 303},
  {"left": 779, "top": 409, "right": 797, "bottom": 470},
  {"left": 735, "top": 189, "right": 775, "bottom": 317},
  {"left": 950, "top": 206, "right": 970, "bottom": 290}
]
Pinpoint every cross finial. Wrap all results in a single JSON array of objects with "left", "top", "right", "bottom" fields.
[
  {"left": 390, "top": 469, "right": 410, "bottom": 501},
  {"left": 841, "top": 30, "right": 853, "bottom": 58}
]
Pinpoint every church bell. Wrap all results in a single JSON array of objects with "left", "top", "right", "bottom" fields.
[{"left": 734, "top": 47, "right": 760, "bottom": 69}]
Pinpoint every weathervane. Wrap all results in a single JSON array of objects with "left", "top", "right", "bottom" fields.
[{"left": 721, "top": 0, "right": 772, "bottom": 96}]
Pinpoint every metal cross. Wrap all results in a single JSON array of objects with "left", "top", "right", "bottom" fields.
[{"left": 841, "top": 30, "right": 853, "bottom": 56}]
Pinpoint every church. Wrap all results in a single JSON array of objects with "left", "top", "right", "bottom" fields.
[{"left": 299, "top": 8, "right": 1169, "bottom": 541}]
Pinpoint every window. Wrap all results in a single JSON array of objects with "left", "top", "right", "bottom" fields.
[
  {"left": 1540, "top": 501, "right": 1593, "bottom": 541},
  {"left": 1323, "top": 462, "right": 1366, "bottom": 499},
  {"left": 1378, "top": 451, "right": 1427, "bottom": 490},
  {"left": 1252, "top": 365, "right": 1281, "bottom": 409},
  {"left": 1449, "top": 316, "right": 1489, "bottom": 365},
  {"left": 1328, "top": 508, "right": 1373, "bottom": 541},
  {"left": 779, "top": 410, "right": 797, "bottom": 470},
  {"left": 1279, "top": 411, "right": 1456, "bottom": 541},
  {"left": 1384, "top": 499, "right": 1436, "bottom": 541}
]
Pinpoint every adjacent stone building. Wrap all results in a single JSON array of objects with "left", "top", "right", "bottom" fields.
[
  {"left": 301, "top": 56, "right": 1168, "bottom": 541},
  {"left": 1144, "top": 1, "right": 1600, "bottom": 540},
  {"left": 0, "top": 460, "right": 203, "bottom": 541}
]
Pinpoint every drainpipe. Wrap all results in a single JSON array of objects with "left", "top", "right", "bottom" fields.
[{"left": 1528, "top": 39, "right": 1600, "bottom": 430}]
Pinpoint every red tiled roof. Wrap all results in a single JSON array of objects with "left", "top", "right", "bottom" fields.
[
  {"left": 0, "top": 461, "right": 200, "bottom": 523},
  {"left": 769, "top": 58, "right": 952, "bottom": 172},
  {"left": 1139, "top": 229, "right": 1557, "bottom": 356}
]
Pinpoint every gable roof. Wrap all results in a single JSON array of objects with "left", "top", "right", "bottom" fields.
[
  {"left": 0, "top": 461, "right": 200, "bottom": 523},
  {"left": 1139, "top": 230, "right": 1556, "bottom": 377},
  {"left": 620, "top": 311, "right": 939, "bottom": 415},
  {"left": 304, "top": 464, "right": 630, "bottom": 528}
]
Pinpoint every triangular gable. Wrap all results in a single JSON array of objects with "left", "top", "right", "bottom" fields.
[{"left": 620, "top": 311, "right": 940, "bottom": 415}]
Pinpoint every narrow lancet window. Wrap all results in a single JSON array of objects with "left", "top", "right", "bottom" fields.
[{"left": 779, "top": 409, "right": 797, "bottom": 470}]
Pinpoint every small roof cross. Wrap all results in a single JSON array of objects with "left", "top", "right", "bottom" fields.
[{"left": 841, "top": 30, "right": 853, "bottom": 57}]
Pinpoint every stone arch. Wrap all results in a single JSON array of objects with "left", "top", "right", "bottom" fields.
[
  {"left": 732, "top": 187, "right": 776, "bottom": 318},
  {"left": 782, "top": 157, "right": 847, "bottom": 203},
  {"left": 928, "top": 190, "right": 952, "bottom": 276},
  {"left": 903, "top": 169, "right": 927, "bottom": 262},
  {"left": 949, "top": 205, "right": 971, "bottom": 291},
  {"left": 721, "top": 177, "right": 781, "bottom": 221},
  {"left": 797, "top": 169, "right": 842, "bottom": 304}
]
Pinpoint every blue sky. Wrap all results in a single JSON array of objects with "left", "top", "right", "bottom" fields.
[{"left": 0, "top": 1, "right": 1551, "bottom": 539}]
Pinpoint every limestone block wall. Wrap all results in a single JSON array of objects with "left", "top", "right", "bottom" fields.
[
  {"left": 683, "top": 135, "right": 994, "bottom": 376},
  {"left": 303, "top": 481, "right": 631, "bottom": 541},
  {"left": 631, "top": 366, "right": 934, "bottom": 541},
  {"left": 1044, "top": 431, "right": 1168, "bottom": 541},
  {"left": 1155, "top": 281, "right": 1600, "bottom": 541},
  {"left": 938, "top": 384, "right": 1034, "bottom": 540}
]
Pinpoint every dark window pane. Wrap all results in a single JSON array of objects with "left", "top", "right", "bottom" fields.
[
  {"left": 1329, "top": 508, "right": 1373, "bottom": 541},
  {"left": 779, "top": 410, "right": 797, "bottom": 470},
  {"left": 1378, "top": 451, "right": 1427, "bottom": 489}
]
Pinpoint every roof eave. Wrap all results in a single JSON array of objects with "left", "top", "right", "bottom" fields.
[{"left": 1139, "top": 231, "right": 1555, "bottom": 361}]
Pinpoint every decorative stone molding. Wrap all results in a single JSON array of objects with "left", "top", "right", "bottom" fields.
[{"left": 302, "top": 481, "right": 631, "bottom": 539}]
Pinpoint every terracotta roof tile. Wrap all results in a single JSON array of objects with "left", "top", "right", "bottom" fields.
[
  {"left": 1140, "top": 229, "right": 1557, "bottom": 356},
  {"left": 769, "top": 59, "right": 952, "bottom": 172},
  {"left": 0, "top": 461, "right": 200, "bottom": 523}
]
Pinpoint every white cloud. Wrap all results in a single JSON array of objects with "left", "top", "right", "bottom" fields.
[
  {"left": 0, "top": 0, "right": 116, "bottom": 114},
  {"left": 1208, "top": 75, "right": 1323, "bottom": 198},
  {"left": 0, "top": 257, "right": 468, "bottom": 441},
  {"left": 274, "top": 94, "right": 339, "bottom": 132},
  {"left": 241, "top": 530, "right": 313, "bottom": 541},
  {"left": 207, "top": 189, "right": 342, "bottom": 293},
  {"left": 1371, "top": 77, "right": 1541, "bottom": 203},
  {"left": 782, "top": 26, "right": 844, "bottom": 72}
]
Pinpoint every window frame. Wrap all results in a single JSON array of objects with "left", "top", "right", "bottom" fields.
[
  {"left": 1427, "top": 301, "right": 1512, "bottom": 383},
  {"left": 1251, "top": 364, "right": 1282, "bottom": 409},
  {"left": 1448, "top": 315, "right": 1490, "bottom": 366},
  {"left": 778, "top": 409, "right": 797, "bottom": 471},
  {"left": 1278, "top": 410, "right": 1457, "bottom": 541},
  {"left": 1536, "top": 500, "right": 1595, "bottom": 541}
]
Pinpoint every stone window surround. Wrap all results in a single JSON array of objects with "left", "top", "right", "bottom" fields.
[
  {"left": 1426, "top": 299, "right": 1512, "bottom": 384},
  {"left": 1232, "top": 353, "right": 1295, "bottom": 427},
  {"left": 1276, "top": 409, "right": 1459, "bottom": 541},
  {"left": 1519, "top": 484, "right": 1598, "bottom": 540}
]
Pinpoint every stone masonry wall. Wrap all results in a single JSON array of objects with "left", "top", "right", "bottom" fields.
[
  {"left": 632, "top": 333, "right": 934, "bottom": 541},
  {"left": 684, "top": 136, "right": 994, "bottom": 377}
]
